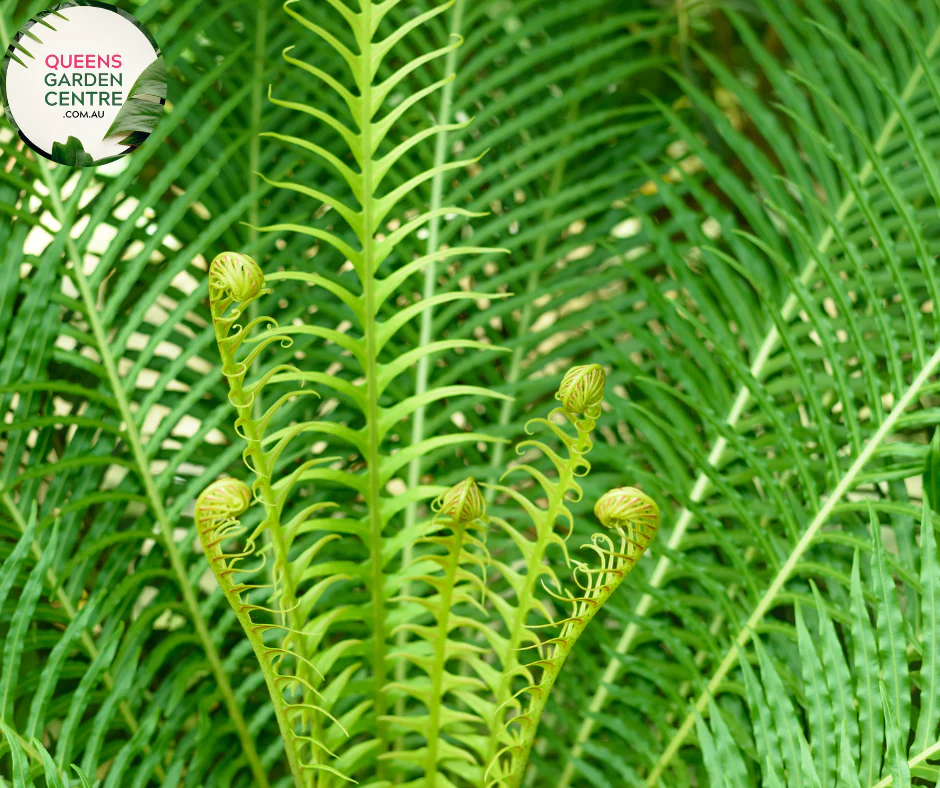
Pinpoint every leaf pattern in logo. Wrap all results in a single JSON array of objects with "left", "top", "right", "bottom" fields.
[
  {"left": 103, "top": 56, "right": 166, "bottom": 143},
  {"left": 50, "top": 135, "right": 93, "bottom": 167}
]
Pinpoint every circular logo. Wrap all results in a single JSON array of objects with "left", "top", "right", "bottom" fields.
[{"left": 1, "top": 1, "right": 166, "bottom": 168}]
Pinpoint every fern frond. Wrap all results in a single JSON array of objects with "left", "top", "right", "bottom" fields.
[
  {"left": 555, "top": 3, "right": 940, "bottom": 784},
  {"left": 200, "top": 1, "right": 516, "bottom": 782},
  {"left": 382, "top": 478, "right": 492, "bottom": 785},
  {"left": 480, "top": 365, "right": 661, "bottom": 783},
  {"left": 195, "top": 476, "right": 351, "bottom": 784},
  {"left": 486, "top": 487, "right": 659, "bottom": 787}
]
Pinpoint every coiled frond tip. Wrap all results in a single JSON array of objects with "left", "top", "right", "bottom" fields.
[
  {"left": 196, "top": 477, "right": 253, "bottom": 525},
  {"left": 556, "top": 364, "right": 606, "bottom": 418},
  {"left": 594, "top": 487, "right": 660, "bottom": 537},
  {"left": 209, "top": 252, "right": 264, "bottom": 303},
  {"left": 434, "top": 477, "right": 487, "bottom": 524}
]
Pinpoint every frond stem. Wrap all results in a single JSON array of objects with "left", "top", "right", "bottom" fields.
[
  {"left": 872, "top": 739, "right": 940, "bottom": 788},
  {"left": 212, "top": 304, "right": 315, "bottom": 787},
  {"left": 356, "top": 0, "right": 391, "bottom": 771}
]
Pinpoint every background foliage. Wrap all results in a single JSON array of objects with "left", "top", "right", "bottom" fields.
[{"left": 2, "top": 0, "right": 940, "bottom": 785}]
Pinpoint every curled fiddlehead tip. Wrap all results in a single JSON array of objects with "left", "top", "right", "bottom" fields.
[
  {"left": 434, "top": 477, "right": 487, "bottom": 524},
  {"left": 594, "top": 486, "right": 660, "bottom": 544},
  {"left": 195, "top": 477, "right": 253, "bottom": 526},
  {"left": 556, "top": 364, "right": 606, "bottom": 418},
  {"left": 209, "top": 251, "right": 264, "bottom": 303}
]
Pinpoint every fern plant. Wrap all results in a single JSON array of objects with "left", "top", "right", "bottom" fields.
[
  {"left": 20, "top": 0, "right": 940, "bottom": 785},
  {"left": 199, "top": 253, "right": 659, "bottom": 786},
  {"left": 183, "top": 1, "right": 661, "bottom": 785}
]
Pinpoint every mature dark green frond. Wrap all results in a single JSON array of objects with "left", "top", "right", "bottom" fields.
[{"left": 551, "top": 2, "right": 940, "bottom": 785}]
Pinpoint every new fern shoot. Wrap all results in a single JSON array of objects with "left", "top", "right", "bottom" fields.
[
  {"left": 195, "top": 1, "right": 660, "bottom": 785},
  {"left": 203, "top": 248, "right": 660, "bottom": 785}
]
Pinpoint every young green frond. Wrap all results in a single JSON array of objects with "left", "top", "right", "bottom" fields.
[
  {"left": 205, "top": 251, "right": 353, "bottom": 784},
  {"left": 209, "top": 251, "right": 266, "bottom": 303},
  {"left": 485, "top": 485, "right": 660, "bottom": 787},
  {"left": 196, "top": 475, "right": 348, "bottom": 785},
  {"left": 195, "top": 477, "right": 254, "bottom": 590},
  {"left": 480, "top": 363, "right": 658, "bottom": 784},
  {"left": 386, "top": 477, "right": 493, "bottom": 784},
  {"left": 594, "top": 486, "right": 660, "bottom": 536},
  {"left": 435, "top": 476, "right": 487, "bottom": 524}
]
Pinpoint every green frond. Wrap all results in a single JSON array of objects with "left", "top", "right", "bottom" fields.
[
  {"left": 553, "top": 3, "right": 940, "bottom": 785},
  {"left": 486, "top": 487, "right": 660, "bottom": 788},
  {"left": 6, "top": 0, "right": 875, "bottom": 785}
]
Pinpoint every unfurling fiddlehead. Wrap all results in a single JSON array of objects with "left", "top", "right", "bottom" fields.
[
  {"left": 486, "top": 488, "right": 660, "bottom": 788},
  {"left": 482, "top": 364, "right": 607, "bottom": 772},
  {"left": 556, "top": 363, "right": 606, "bottom": 418},
  {"left": 595, "top": 486, "right": 661, "bottom": 536},
  {"left": 196, "top": 3, "right": 657, "bottom": 786},
  {"left": 437, "top": 476, "right": 487, "bottom": 525},
  {"left": 387, "top": 478, "right": 493, "bottom": 785},
  {"left": 481, "top": 365, "right": 662, "bottom": 787},
  {"left": 195, "top": 477, "right": 254, "bottom": 593},
  {"left": 195, "top": 478, "right": 331, "bottom": 786},
  {"left": 209, "top": 251, "right": 265, "bottom": 303},
  {"left": 204, "top": 253, "right": 350, "bottom": 787}
]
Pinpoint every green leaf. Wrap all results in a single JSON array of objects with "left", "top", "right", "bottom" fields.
[
  {"left": 811, "top": 582, "right": 858, "bottom": 775},
  {"left": 0, "top": 720, "right": 33, "bottom": 788},
  {"left": 0, "top": 503, "right": 36, "bottom": 615},
  {"left": 737, "top": 644, "right": 782, "bottom": 780},
  {"left": 753, "top": 636, "right": 802, "bottom": 788},
  {"left": 50, "top": 136, "right": 94, "bottom": 167},
  {"left": 104, "top": 57, "right": 166, "bottom": 140},
  {"left": 838, "top": 727, "right": 861, "bottom": 788},
  {"left": 72, "top": 765, "right": 94, "bottom": 788},
  {"left": 851, "top": 549, "right": 884, "bottom": 786},
  {"left": 31, "top": 738, "right": 66, "bottom": 788},
  {"left": 798, "top": 731, "right": 823, "bottom": 788},
  {"left": 765, "top": 757, "right": 786, "bottom": 788},
  {"left": 126, "top": 56, "right": 167, "bottom": 100},
  {"left": 0, "top": 521, "right": 58, "bottom": 719},
  {"left": 870, "top": 504, "right": 911, "bottom": 754},
  {"left": 694, "top": 710, "right": 720, "bottom": 783},
  {"left": 881, "top": 681, "right": 912, "bottom": 787},
  {"left": 925, "top": 429, "right": 940, "bottom": 514},
  {"left": 706, "top": 697, "right": 749, "bottom": 788},
  {"left": 117, "top": 130, "right": 150, "bottom": 146},
  {"left": 916, "top": 498, "right": 940, "bottom": 752},
  {"left": 796, "top": 603, "right": 835, "bottom": 785}
]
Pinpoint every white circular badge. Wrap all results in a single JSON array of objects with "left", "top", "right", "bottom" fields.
[{"left": 1, "top": 2, "right": 166, "bottom": 167}]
